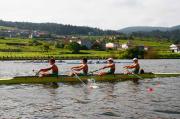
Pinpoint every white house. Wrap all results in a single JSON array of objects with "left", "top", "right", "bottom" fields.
[
  {"left": 29, "top": 33, "right": 33, "bottom": 39},
  {"left": 122, "top": 43, "right": 130, "bottom": 49},
  {"left": 77, "top": 40, "right": 93, "bottom": 49},
  {"left": 70, "top": 39, "right": 93, "bottom": 49},
  {"left": 144, "top": 46, "right": 149, "bottom": 51},
  {"left": 170, "top": 44, "right": 180, "bottom": 53},
  {"left": 105, "top": 42, "right": 118, "bottom": 49}
]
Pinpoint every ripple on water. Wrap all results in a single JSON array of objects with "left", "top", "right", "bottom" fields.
[{"left": 0, "top": 60, "right": 180, "bottom": 119}]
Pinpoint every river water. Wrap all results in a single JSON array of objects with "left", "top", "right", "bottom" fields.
[{"left": 0, "top": 59, "right": 180, "bottom": 119}]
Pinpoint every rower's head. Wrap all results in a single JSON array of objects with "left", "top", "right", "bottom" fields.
[
  {"left": 133, "top": 58, "right": 138, "bottom": 63},
  {"left": 49, "top": 58, "right": 56, "bottom": 65},
  {"left": 107, "top": 58, "right": 114, "bottom": 63},
  {"left": 82, "top": 58, "right": 88, "bottom": 64}
]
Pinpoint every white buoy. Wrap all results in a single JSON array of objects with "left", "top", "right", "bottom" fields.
[{"left": 88, "top": 78, "right": 99, "bottom": 89}]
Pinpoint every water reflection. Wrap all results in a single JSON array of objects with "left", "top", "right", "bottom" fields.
[{"left": 0, "top": 60, "right": 180, "bottom": 119}]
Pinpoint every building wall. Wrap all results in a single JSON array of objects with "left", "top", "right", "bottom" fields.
[
  {"left": 78, "top": 40, "right": 93, "bottom": 49},
  {"left": 122, "top": 44, "right": 129, "bottom": 49},
  {"left": 170, "top": 44, "right": 180, "bottom": 53}
]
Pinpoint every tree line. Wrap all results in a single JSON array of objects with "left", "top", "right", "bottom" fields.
[
  {"left": 0, "top": 20, "right": 119, "bottom": 36},
  {"left": 131, "top": 30, "right": 180, "bottom": 43},
  {"left": 0, "top": 20, "right": 180, "bottom": 43}
]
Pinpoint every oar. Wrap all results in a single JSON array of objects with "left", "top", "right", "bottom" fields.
[
  {"left": 131, "top": 73, "right": 143, "bottom": 80},
  {"left": 89, "top": 68, "right": 104, "bottom": 74},
  {"left": 33, "top": 70, "right": 41, "bottom": 76},
  {"left": 71, "top": 69, "right": 86, "bottom": 86},
  {"left": 123, "top": 68, "right": 143, "bottom": 80}
]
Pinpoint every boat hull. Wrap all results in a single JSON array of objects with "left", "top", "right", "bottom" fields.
[{"left": 0, "top": 73, "right": 180, "bottom": 85}]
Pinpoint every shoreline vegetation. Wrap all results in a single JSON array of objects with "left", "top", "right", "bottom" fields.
[
  {"left": 0, "top": 51, "right": 180, "bottom": 60},
  {"left": 0, "top": 37, "right": 180, "bottom": 60},
  {"left": 0, "top": 56, "right": 180, "bottom": 61}
]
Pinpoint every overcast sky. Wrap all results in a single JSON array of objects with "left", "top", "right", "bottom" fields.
[{"left": 0, "top": 0, "right": 180, "bottom": 30}]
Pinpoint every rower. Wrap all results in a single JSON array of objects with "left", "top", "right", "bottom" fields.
[
  {"left": 98, "top": 58, "right": 115, "bottom": 76},
  {"left": 38, "top": 58, "right": 59, "bottom": 77},
  {"left": 69, "top": 58, "right": 88, "bottom": 76},
  {"left": 124, "top": 58, "right": 140, "bottom": 74}
]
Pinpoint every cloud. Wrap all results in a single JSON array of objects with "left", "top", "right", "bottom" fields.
[
  {"left": 111, "top": 0, "right": 142, "bottom": 8},
  {"left": 0, "top": 0, "right": 179, "bottom": 30}
]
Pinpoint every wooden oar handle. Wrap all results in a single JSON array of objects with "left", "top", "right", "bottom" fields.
[
  {"left": 33, "top": 70, "right": 40, "bottom": 76},
  {"left": 71, "top": 69, "right": 77, "bottom": 74},
  {"left": 89, "top": 68, "right": 103, "bottom": 74}
]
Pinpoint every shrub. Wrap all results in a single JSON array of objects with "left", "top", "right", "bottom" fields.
[
  {"left": 54, "top": 42, "right": 64, "bottom": 48},
  {"left": 81, "top": 45, "right": 88, "bottom": 50},
  {"left": 43, "top": 44, "right": 50, "bottom": 52},
  {"left": 29, "top": 40, "right": 42, "bottom": 46},
  {"left": 67, "top": 42, "right": 81, "bottom": 54}
]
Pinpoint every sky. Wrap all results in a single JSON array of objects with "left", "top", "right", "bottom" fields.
[{"left": 0, "top": 0, "right": 180, "bottom": 30}]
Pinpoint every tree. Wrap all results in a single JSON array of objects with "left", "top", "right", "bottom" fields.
[
  {"left": 81, "top": 45, "right": 88, "bottom": 50},
  {"left": 144, "top": 47, "right": 159, "bottom": 59},
  {"left": 91, "top": 42, "right": 104, "bottom": 51},
  {"left": 0, "top": 20, "right": 119, "bottom": 35},
  {"left": 67, "top": 42, "right": 81, "bottom": 53},
  {"left": 173, "top": 40, "right": 180, "bottom": 44},
  {"left": 29, "top": 40, "right": 42, "bottom": 46},
  {"left": 43, "top": 44, "right": 50, "bottom": 52},
  {"left": 54, "top": 42, "right": 64, "bottom": 48},
  {"left": 0, "top": 36, "right": 5, "bottom": 39},
  {"left": 122, "top": 47, "right": 145, "bottom": 59}
]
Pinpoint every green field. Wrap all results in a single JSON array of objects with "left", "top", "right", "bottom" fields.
[
  {"left": 0, "top": 38, "right": 118, "bottom": 59},
  {"left": 0, "top": 26, "right": 16, "bottom": 30},
  {"left": 0, "top": 37, "right": 179, "bottom": 60},
  {"left": 118, "top": 38, "right": 171, "bottom": 50}
]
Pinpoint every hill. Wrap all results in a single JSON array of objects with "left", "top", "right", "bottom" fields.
[
  {"left": 118, "top": 26, "right": 180, "bottom": 34},
  {"left": 0, "top": 26, "right": 16, "bottom": 30},
  {"left": 119, "top": 26, "right": 169, "bottom": 34},
  {"left": 0, "top": 20, "right": 118, "bottom": 35},
  {"left": 118, "top": 25, "right": 180, "bottom": 42},
  {"left": 171, "top": 25, "right": 180, "bottom": 31}
]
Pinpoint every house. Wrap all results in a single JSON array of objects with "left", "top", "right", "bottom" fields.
[
  {"left": 121, "top": 43, "right": 131, "bottom": 49},
  {"left": 170, "top": 44, "right": 180, "bottom": 53},
  {"left": 91, "top": 40, "right": 106, "bottom": 50},
  {"left": 105, "top": 42, "right": 118, "bottom": 49},
  {"left": 29, "top": 33, "right": 33, "bottom": 39},
  {"left": 121, "top": 40, "right": 133, "bottom": 49},
  {"left": 70, "top": 39, "right": 93, "bottom": 49},
  {"left": 77, "top": 39, "right": 93, "bottom": 49},
  {"left": 144, "top": 46, "right": 149, "bottom": 51}
]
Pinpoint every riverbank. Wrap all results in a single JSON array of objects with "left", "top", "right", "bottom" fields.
[
  {"left": 0, "top": 48, "right": 180, "bottom": 60},
  {"left": 0, "top": 53, "right": 180, "bottom": 60},
  {"left": 0, "top": 37, "right": 180, "bottom": 60}
]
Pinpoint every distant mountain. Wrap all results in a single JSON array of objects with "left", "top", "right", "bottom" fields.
[
  {"left": 118, "top": 26, "right": 169, "bottom": 34},
  {"left": 170, "top": 25, "right": 180, "bottom": 31},
  {"left": 0, "top": 20, "right": 118, "bottom": 35},
  {"left": 118, "top": 26, "right": 180, "bottom": 34}
]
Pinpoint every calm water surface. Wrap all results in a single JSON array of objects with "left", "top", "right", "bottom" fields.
[{"left": 0, "top": 59, "right": 180, "bottom": 119}]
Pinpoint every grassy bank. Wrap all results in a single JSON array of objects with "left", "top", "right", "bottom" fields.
[
  {"left": 0, "top": 37, "right": 179, "bottom": 60},
  {"left": 0, "top": 50, "right": 122, "bottom": 60}
]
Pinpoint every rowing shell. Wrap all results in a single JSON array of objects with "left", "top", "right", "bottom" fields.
[{"left": 0, "top": 73, "right": 180, "bottom": 85}]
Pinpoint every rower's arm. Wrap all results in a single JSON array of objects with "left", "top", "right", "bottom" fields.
[
  {"left": 103, "top": 64, "right": 113, "bottom": 69},
  {"left": 125, "top": 64, "right": 137, "bottom": 69},
  {"left": 73, "top": 65, "right": 85, "bottom": 71},
  {"left": 71, "top": 65, "right": 81, "bottom": 69},
  {"left": 39, "top": 67, "right": 52, "bottom": 72},
  {"left": 128, "top": 65, "right": 135, "bottom": 68}
]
